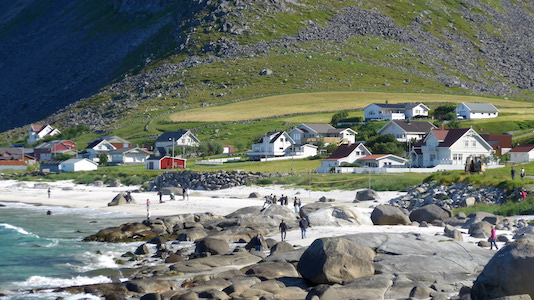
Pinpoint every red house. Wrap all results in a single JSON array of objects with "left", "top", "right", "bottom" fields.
[
  {"left": 146, "top": 156, "right": 186, "bottom": 170},
  {"left": 34, "top": 140, "right": 76, "bottom": 161}
]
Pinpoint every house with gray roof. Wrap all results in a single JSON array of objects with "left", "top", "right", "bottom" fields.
[
  {"left": 456, "top": 102, "right": 499, "bottom": 120},
  {"left": 288, "top": 123, "right": 356, "bottom": 146},
  {"left": 154, "top": 130, "right": 200, "bottom": 157},
  {"left": 316, "top": 143, "right": 371, "bottom": 173},
  {"left": 377, "top": 120, "right": 437, "bottom": 142},
  {"left": 364, "top": 103, "right": 430, "bottom": 121}
]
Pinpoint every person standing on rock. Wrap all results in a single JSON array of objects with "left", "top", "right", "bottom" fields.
[
  {"left": 252, "top": 233, "right": 263, "bottom": 251},
  {"left": 299, "top": 217, "right": 309, "bottom": 239},
  {"left": 520, "top": 167, "right": 525, "bottom": 181},
  {"left": 511, "top": 167, "right": 516, "bottom": 180},
  {"left": 279, "top": 220, "right": 288, "bottom": 241},
  {"left": 489, "top": 225, "right": 498, "bottom": 250}
]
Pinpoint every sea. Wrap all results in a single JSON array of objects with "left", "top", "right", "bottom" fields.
[{"left": 0, "top": 202, "right": 142, "bottom": 300}]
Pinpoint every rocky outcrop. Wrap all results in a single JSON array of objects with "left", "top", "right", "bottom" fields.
[
  {"left": 471, "top": 239, "right": 534, "bottom": 300},
  {"left": 371, "top": 205, "right": 410, "bottom": 225},
  {"left": 149, "top": 171, "right": 270, "bottom": 191}
]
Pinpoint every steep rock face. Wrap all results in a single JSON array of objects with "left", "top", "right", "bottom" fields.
[{"left": 0, "top": 0, "right": 533, "bottom": 133}]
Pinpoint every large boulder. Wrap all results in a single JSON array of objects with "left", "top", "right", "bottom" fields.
[
  {"left": 299, "top": 203, "right": 332, "bottom": 218},
  {"left": 356, "top": 189, "right": 381, "bottom": 201},
  {"left": 471, "top": 239, "right": 534, "bottom": 299},
  {"left": 297, "top": 237, "right": 375, "bottom": 284},
  {"left": 194, "top": 237, "right": 230, "bottom": 255},
  {"left": 306, "top": 206, "right": 372, "bottom": 226},
  {"left": 371, "top": 205, "right": 410, "bottom": 225},
  {"left": 160, "top": 187, "right": 183, "bottom": 196},
  {"left": 108, "top": 193, "right": 134, "bottom": 206},
  {"left": 243, "top": 262, "right": 299, "bottom": 280},
  {"left": 409, "top": 204, "right": 452, "bottom": 223}
]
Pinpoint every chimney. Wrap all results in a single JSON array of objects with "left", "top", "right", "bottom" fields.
[{"left": 440, "top": 123, "right": 445, "bottom": 130}]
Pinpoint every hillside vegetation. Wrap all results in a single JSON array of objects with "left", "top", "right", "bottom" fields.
[{"left": 0, "top": 0, "right": 532, "bottom": 142}]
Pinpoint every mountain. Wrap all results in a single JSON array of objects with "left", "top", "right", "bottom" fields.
[{"left": 0, "top": 0, "right": 533, "bottom": 135}]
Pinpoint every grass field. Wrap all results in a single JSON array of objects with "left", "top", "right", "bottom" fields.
[{"left": 169, "top": 91, "right": 530, "bottom": 122}]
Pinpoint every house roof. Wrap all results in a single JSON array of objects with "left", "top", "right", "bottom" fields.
[
  {"left": 378, "top": 120, "right": 436, "bottom": 134},
  {"left": 269, "top": 131, "right": 285, "bottom": 143},
  {"left": 509, "top": 145, "right": 534, "bottom": 153},
  {"left": 61, "top": 158, "right": 97, "bottom": 165},
  {"left": 437, "top": 128, "right": 471, "bottom": 147},
  {"left": 109, "top": 147, "right": 150, "bottom": 155},
  {"left": 99, "top": 135, "right": 130, "bottom": 144},
  {"left": 31, "top": 124, "right": 46, "bottom": 132},
  {"left": 371, "top": 103, "right": 407, "bottom": 109},
  {"left": 147, "top": 155, "right": 186, "bottom": 161},
  {"left": 155, "top": 130, "right": 193, "bottom": 142},
  {"left": 357, "top": 154, "right": 408, "bottom": 162},
  {"left": 86, "top": 139, "right": 115, "bottom": 149},
  {"left": 35, "top": 140, "right": 75, "bottom": 149},
  {"left": 40, "top": 160, "right": 63, "bottom": 166},
  {"left": 480, "top": 134, "right": 513, "bottom": 150},
  {"left": 461, "top": 102, "right": 498, "bottom": 113},
  {"left": 299, "top": 123, "right": 336, "bottom": 134},
  {"left": 328, "top": 143, "right": 366, "bottom": 159},
  {"left": 0, "top": 160, "right": 27, "bottom": 166}
]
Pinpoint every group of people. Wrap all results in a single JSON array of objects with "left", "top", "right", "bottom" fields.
[
  {"left": 278, "top": 217, "right": 310, "bottom": 241},
  {"left": 510, "top": 167, "right": 526, "bottom": 181},
  {"left": 263, "top": 194, "right": 302, "bottom": 213},
  {"left": 157, "top": 187, "right": 189, "bottom": 203}
]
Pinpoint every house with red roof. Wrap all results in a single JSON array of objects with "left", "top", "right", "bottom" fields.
[
  {"left": 316, "top": 143, "right": 371, "bottom": 173},
  {"left": 356, "top": 154, "right": 408, "bottom": 168},
  {"left": 27, "top": 124, "right": 61, "bottom": 144},
  {"left": 34, "top": 140, "right": 76, "bottom": 161},
  {"left": 480, "top": 134, "right": 512, "bottom": 156},
  {"left": 410, "top": 127, "right": 493, "bottom": 168},
  {"left": 509, "top": 145, "right": 534, "bottom": 163},
  {"left": 0, "top": 160, "right": 27, "bottom": 170}
]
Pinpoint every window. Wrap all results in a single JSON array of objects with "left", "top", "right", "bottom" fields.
[
  {"left": 464, "top": 140, "right": 469, "bottom": 147},
  {"left": 472, "top": 141, "right": 476, "bottom": 147}
]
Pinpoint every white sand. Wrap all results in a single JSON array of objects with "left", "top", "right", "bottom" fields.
[{"left": 0, "top": 180, "right": 518, "bottom": 248}]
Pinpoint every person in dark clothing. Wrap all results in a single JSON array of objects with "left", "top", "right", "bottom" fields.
[
  {"left": 252, "top": 233, "right": 263, "bottom": 251},
  {"left": 299, "top": 217, "right": 309, "bottom": 239},
  {"left": 511, "top": 167, "right": 516, "bottom": 180},
  {"left": 158, "top": 190, "right": 163, "bottom": 203},
  {"left": 279, "top": 220, "right": 288, "bottom": 241}
]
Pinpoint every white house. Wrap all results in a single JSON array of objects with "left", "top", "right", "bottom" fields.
[
  {"left": 317, "top": 143, "right": 372, "bottom": 173},
  {"left": 82, "top": 139, "right": 117, "bottom": 162},
  {"left": 456, "top": 102, "right": 499, "bottom": 120},
  {"left": 60, "top": 158, "right": 98, "bottom": 172},
  {"left": 509, "top": 145, "right": 534, "bottom": 163},
  {"left": 377, "top": 120, "right": 437, "bottom": 142},
  {"left": 356, "top": 154, "right": 408, "bottom": 168},
  {"left": 288, "top": 123, "right": 356, "bottom": 146},
  {"left": 288, "top": 144, "right": 318, "bottom": 158},
  {"left": 154, "top": 130, "right": 200, "bottom": 157},
  {"left": 364, "top": 103, "right": 429, "bottom": 121},
  {"left": 27, "top": 124, "right": 61, "bottom": 144},
  {"left": 109, "top": 147, "right": 151, "bottom": 165},
  {"left": 410, "top": 127, "right": 493, "bottom": 168},
  {"left": 246, "top": 131, "right": 295, "bottom": 160}
]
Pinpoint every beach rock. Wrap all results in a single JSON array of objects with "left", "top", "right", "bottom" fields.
[
  {"left": 140, "top": 293, "right": 162, "bottom": 300},
  {"left": 248, "top": 192, "right": 261, "bottom": 198},
  {"left": 109, "top": 179, "right": 122, "bottom": 187},
  {"left": 468, "top": 221, "right": 492, "bottom": 237},
  {"left": 223, "top": 277, "right": 261, "bottom": 296},
  {"left": 176, "top": 228, "right": 208, "bottom": 242},
  {"left": 56, "top": 283, "right": 128, "bottom": 297},
  {"left": 108, "top": 193, "right": 132, "bottom": 206},
  {"left": 356, "top": 189, "right": 380, "bottom": 201},
  {"left": 263, "top": 247, "right": 307, "bottom": 263},
  {"left": 243, "top": 261, "right": 299, "bottom": 279},
  {"left": 490, "top": 296, "right": 533, "bottom": 300},
  {"left": 371, "top": 205, "right": 410, "bottom": 225},
  {"left": 135, "top": 244, "right": 150, "bottom": 255},
  {"left": 299, "top": 203, "right": 332, "bottom": 218},
  {"left": 269, "top": 241, "right": 294, "bottom": 254},
  {"left": 170, "top": 291, "right": 198, "bottom": 300},
  {"left": 471, "top": 239, "right": 534, "bottom": 299},
  {"left": 318, "top": 196, "right": 335, "bottom": 202},
  {"left": 125, "top": 279, "right": 177, "bottom": 294},
  {"left": 444, "top": 225, "right": 464, "bottom": 241},
  {"left": 83, "top": 222, "right": 155, "bottom": 242},
  {"left": 307, "top": 274, "right": 393, "bottom": 300},
  {"left": 297, "top": 237, "right": 375, "bottom": 284},
  {"left": 197, "top": 289, "right": 229, "bottom": 300},
  {"left": 409, "top": 204, "right": 452, "bottom": 223},
  {"left": 161, "top": 187, "right": 183, "bottom": 196},
  {"left": 306, "top": 206, "right": 372, "bottom": 226},
  {"left": 195, "top": 238, "right": 230, "bottom": 255}
]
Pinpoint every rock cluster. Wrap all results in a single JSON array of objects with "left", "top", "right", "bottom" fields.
[
  {"left": 149, "top": 170, "right": 270, "bottom": 191},
  {"left": 389, "top": 182, "right": 507, "bottom": 211}
]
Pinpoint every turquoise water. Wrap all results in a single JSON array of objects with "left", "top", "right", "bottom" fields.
[{"left": 0, "top": 202, "right": 141, "bottom": 299}]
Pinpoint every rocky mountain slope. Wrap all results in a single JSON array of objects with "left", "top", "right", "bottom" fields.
[{"left": 0, "top": 0, "right": 533, "bottom": 135}]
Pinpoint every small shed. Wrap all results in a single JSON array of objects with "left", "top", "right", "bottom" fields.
[
  {"left": 40, "top": 160, "right": 63, "bottom": 173},
  {"left": 146, "top": 156, "right": 186, "bottom": 170},
  {"left": 0, "top": 161, "right": 27, "bottom": 171},
  {"left": 60, "top": 158, "right": 98, "bottom": 172}
]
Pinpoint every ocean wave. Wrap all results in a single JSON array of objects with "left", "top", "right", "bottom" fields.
[
  {"left": 0, "top": 223, "right": 39, "bottom": 238},
  {"left": 14, "top": 275, "right": 112, "bottom": 289}
]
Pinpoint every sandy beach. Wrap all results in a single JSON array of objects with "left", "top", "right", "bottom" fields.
[{"left": 1, "top": 179, "right": 521, "bottom": 248}]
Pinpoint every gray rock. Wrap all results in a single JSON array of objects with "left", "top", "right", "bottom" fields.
[
  {"left": 248, "top": 192, "right": 261, "bottom": 198},
  {"left": 371, "top": 205, "right": 410, "bottom": 225},
  {"left": 243, "top": 261, "right": 299, "bottom": 279},
  {"left": 299, "top": 203, "right": 332, "bottom": 218},
  {"left": 356, "top": 189, "right": 381, "bottom": 201},
  {"left": 307, "top": 274, "right": 393, "bottom": 300},
  {"left": 297, "top": 237, "right": 375, "bottom": 284},
  {"left": 125, "top": 279, "right": 177, "bottom": 294},
  {"left": 471, "top": 239, "right": 534, "bottom": 299},
  {"left": 409, "top": 204, "right": 452, "bottom": 223},
  {"left": 195, "top": 237, "right": 230, "bottom": 255},
  {"left": 269, "top": 241, "right": 294, "bottom": 254}
]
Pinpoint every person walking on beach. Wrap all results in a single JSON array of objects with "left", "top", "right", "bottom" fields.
[
  {"left": 182, "top": 187, "right": 187, "bottom": 200},
  {"left": 299, "top": 217, "right": 309, "bottom": 239},
  {"left": 158, "top": 190, "right": 163, "bottom": 203},
  {"left": 146, "top": 199, "right": 151, "bottom": 221},
  {"left": 489, "top": 225, "right": 498, "bottom": 250},
  {"left": 520, "top": 167, "right": 526, "bottom": 181},
  {"left": 279, "top": 220, "right": 288, "bottom": 241},
  {"left": 47, "top": 188, "right": 51, "bottom": 199},
  {"left": 511, "top": 167, "right": 516, "bottom": 180},
  {"left": 185, "top": 188, "right": 189, "bottom": 200},
  {"left": 293, "top": 197, "right": 300, "bottom": 213}
]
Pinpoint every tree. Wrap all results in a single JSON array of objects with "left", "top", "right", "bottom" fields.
[
  {"left": 330, "top": 111, "right": 349, "bottom": 127},
  {"left": 198, "top": 141, "right": 224, "bottom": 157},
  {"left": 433, "top": 104, "right": 457, "bottom": 121},
  {"left": 365, "top": 134, "right": 405, "bottom": 157},
  {"left": 98, "top": 153, "right": 109, "bottom": 166}
]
